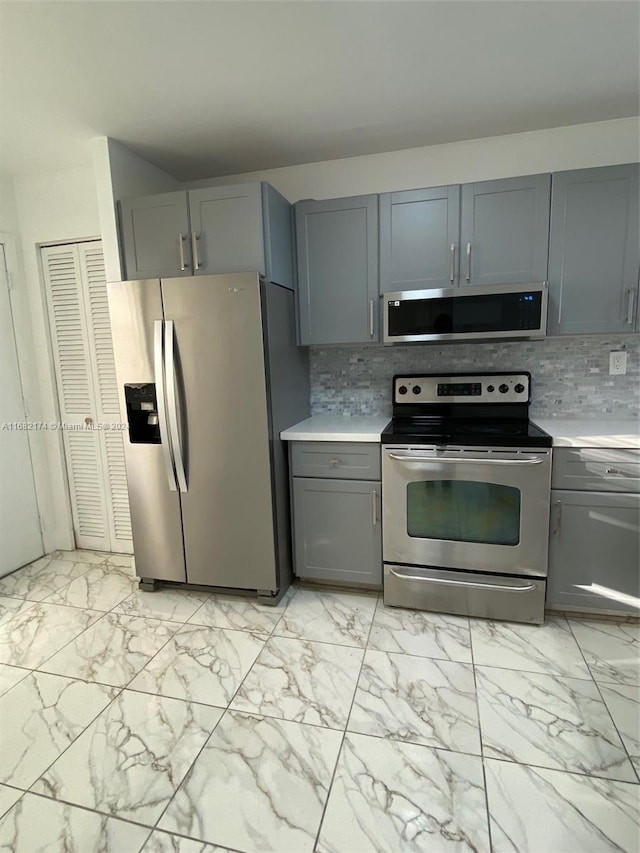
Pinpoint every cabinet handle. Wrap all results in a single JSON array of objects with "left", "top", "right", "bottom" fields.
[
  {"left": 554, "top": 499, "right": 562, "bottom": 536},
  {"left": 466, "top": 243, "right": 471, "bottom": 281},
  {"left": 627, "top": 288, "right": 636, "bottom": 325},
  {"left": 371, "top": 490, "right": 378, "bottom": 526},
  {"left": 178, "top": 234, "right": 188, "bottom": 271},
  {"left": 328, "top": 457, "right": 340, "bottom": 468},
  {"left": 449, "top": 243, "right": 456, "bottom": 282},
  {"left": 369, "top": 300, "right": 375, "bottom": 337},
  {"left": 191, "top": 232, "right": 200, "bottom": 271},
  {"left": 605, "top": 467, "right": 621, "bottom": 475}
]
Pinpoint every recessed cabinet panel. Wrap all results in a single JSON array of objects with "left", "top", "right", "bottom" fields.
[
  {"left": 548, "top": 165, "right": 639, "bottom": 335},
  {"left": 548, "top": 489, "right": 640, "bottom": 614},
  {"left": 460, "top": 175, "right": 551, "bottom": 286},
  {"left": 188, "top": 184, "right": 265, "bottom": 277},
  {"left": 379, "top": 186, "right": 460, "bottom": 291},
  {"left": 120, "top": 192, "right": 191, "bottom": 279},
  {"left": 296, "top": 195, "right": 379, "bottom": 345},
  {"left": 292, "top": 477, "right": 382, "bottom": 586}
]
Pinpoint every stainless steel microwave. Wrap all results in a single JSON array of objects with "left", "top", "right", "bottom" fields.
[{"left": 383, "top": 283, "right": 548, "bottom": 344}]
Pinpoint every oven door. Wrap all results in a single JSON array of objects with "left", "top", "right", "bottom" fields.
[{"left": 382, "top": 446, "right": 551, "bottom": 577}]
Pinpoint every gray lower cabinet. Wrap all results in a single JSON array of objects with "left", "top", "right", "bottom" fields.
[
  {"left": 290, "top": 441, "right": 382, "bottom": 586},
  {"left": 379, "top": 186, "right": 461, "bottom": 291},
  {"left": 460, "top": 174, "right": 551, "bottom": 286},
  {"left": 547, "top": 164, "right": 639, "bottom": 335},
  {"left": 547, "top": 448, "right": 640, "bottom": 615},
  {"left": 295, "top": 195, "right": 379, "bottom": 345},
  {"left": 119, "top": 182, "right": 293, "bottom": 288}
]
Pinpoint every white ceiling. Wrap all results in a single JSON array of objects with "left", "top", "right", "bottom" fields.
[{"left": 1, "top": 1, "right": 638, "bottom": 181}]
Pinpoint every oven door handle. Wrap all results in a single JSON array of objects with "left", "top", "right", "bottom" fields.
[
  {"left": 388, "top": 566, "right": 537, "bottom": 593},
  {"left": 387, "top": 453, "right": 546, "bottom": 465}
]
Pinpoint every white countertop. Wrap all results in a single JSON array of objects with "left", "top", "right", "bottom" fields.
[
  {"left": 535, "top": 418, "right": 640, "bottom": 449},
  {"left": 280, "top": 415, "right": 390, "bottom": 442}
]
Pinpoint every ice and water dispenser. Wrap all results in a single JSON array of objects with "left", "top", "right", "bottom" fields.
[{"left": 125, "top": 384, "right": 161, "bottom": 444}]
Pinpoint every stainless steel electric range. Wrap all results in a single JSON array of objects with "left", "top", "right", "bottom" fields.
[{"left": 381, "top": 372, "right": 553, "bottom": 624}]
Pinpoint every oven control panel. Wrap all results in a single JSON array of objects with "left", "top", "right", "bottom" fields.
[{"left": 394, "top": 373, "right": 530, "bottom": 404}]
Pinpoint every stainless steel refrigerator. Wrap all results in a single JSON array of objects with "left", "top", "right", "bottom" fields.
[{"left": 107, "top": 273, "right": 309, "bottom": 602}]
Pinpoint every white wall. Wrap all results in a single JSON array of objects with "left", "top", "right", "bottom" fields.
[
  {"left": 185, "top": 117, "right": 640, "bottom": 201},
  {"left": 12, "top": 164, "right": 101, "bottom": 552},
  {"left": 92, "top": 137, "right": 180, "bottom": 281}
]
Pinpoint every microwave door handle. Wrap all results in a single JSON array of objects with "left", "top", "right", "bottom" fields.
[
  {"left": 164, "top": 320, "right": 188, "bottom": 493},
  {"left": 387, "top": 453, "right": 546, "bottom": 465},
  {"left": 153, "top": 320, "right": 178, "bottom": 491}
]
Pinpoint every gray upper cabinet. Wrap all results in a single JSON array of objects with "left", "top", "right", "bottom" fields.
[
  {"left": 120, "top": 192, "right": 191, "bottom": 279},
  {"left": 119, "top": 182, "right": 294, "bottom": 288},
  {"left": 460, "top": 174, "right": 551, "bottom": 286},
  {"left": 188, "top": 184, "right": 264, "bottom": 276},
  {"left": 296, "top": 195, "right": 379, "bottom": 345},
  {"left": 547, "top": 164, "right": 639, "bottom": 335},
  {"left": 379, "top": 186, "right": 460, "bottom": 292}
]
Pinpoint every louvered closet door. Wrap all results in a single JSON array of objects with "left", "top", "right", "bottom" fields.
[{"left": 42, "top": 242, "right": 132, "bottom": 553}]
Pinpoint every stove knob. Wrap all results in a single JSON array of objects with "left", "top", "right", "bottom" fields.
[
  {"left": 412, "top": 385, "right": 422, "bottom": 395},
  {"left": 499, "top": 383, "right": 509, "bottom": 394},
  {"left": 486, "top": 385, "right": 494, "bottom": 393},
  {"left": 398, "top": 385, "right": 408, "bottom": 395},
  {"left": 514, "top": 383, "right": 525, "bottom": 394}
]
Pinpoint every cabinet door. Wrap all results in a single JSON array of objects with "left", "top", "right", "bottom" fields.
[
  {"left": 379, "top": 186, "right": 460, "bottom": 292},
  {"left": 188, "top": 183, "right": 265, "bottom": 277},
  {"left": 120, "top": 192, "right": 190, "bottom": 279},
  {"left": 292, "top": 478, "right": 382, "bottom": 585},
  {"left": 296, "top": 196, "right": 379, "bottom": 345},
  {"left": 460, "top": 175, "right": 551, "bottom": 286},
  {"left": 547, "top": 489, "right": 640, "bottom": 614},
  {"left": 547, "top": 165, "right": 639, "bottom": 335}
]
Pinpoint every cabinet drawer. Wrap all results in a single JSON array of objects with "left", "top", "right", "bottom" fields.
[
  {"left": 290, "top": 442, "right": 381, "bottom": 480},
  {"left": 552, "top": 448, "right": 640, "bottom": 492}
]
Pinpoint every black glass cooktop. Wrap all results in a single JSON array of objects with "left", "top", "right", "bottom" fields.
[{"left": 381, "top": 417, "right": 552, "bottom": 447}]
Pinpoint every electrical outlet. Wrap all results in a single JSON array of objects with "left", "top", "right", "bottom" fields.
[{"left": 609, "top": 351, "right": 627, "bottom": 375}]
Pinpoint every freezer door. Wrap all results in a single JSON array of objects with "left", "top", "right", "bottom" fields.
[
  {"left": 161, "top": 273, "right": 277, "bottom": 590},
  {"left": 107, "top": 279, "right": 186, "bottom": 582}
]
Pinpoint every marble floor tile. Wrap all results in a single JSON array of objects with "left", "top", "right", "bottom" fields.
[
  {"left": 0, "top": 557, "right": 91, "bottom": 603},
  {"left": 40, "top": 613, "right": 180, "bottom": 687},
  {"left": 231, "top": 635, "right": 363, "bottom": 728},
  {"left": 485, "top": 758, "right": 640, "bottom": 853},
  {"left": 0, "top": 602, "right": 101, "bottom": 669},
  {"left": 188, "top": 592, "right": 289, "bottom": 634},
  {"left": 316, "top": 732, "right": 489, "bottom": 853},
  {"left": 599, "top": 682, "right": 640, "bottom": 777},
  {"left": 274, "top": 588, "right": 377, "bottom": 647},
  {"left": 0, "top": 596, "right": 35, "bottom": 628},
  {"left": 114, "top": 589, "right": 209, "bottom": 623},
  {"left": 0, "top": 671, "right": 117, "bottom": 788},
  {"left": 54, "top": 549, "right": 110, "bottom": 565},
  {"left": 569, "top": 619, "right": 640, "bottom": 686},
  {"left": 46, "top": 564, "right": 138, "bottom": 611},
  {"left": 476, "top": 665, "right": 636, "bottom": 782},
  {"left": 33, "top": 690, "right": 221, "bottom": 826},
  {"left": 160, "top": 710, "right": 342, "bottom": 853},
  {"left": 470, "top": 615, "right": 591, "bottom": 679},
  {"left": 0, "top": 792, "right": 150, "bottom": 852},
  {"left": 143, "top": 831, "right": 231, "bottom": 852},
  {"left": 348, "top": 650, "right": 481, "bottom": 755},
  {"left": 0, "top": 786, "right": 22, "bottom": 820},
  {"left": 369, "top": 602, "right": 472, "bottom": 662},
  {"left": 101, "top": 553, "right": 135, "bottom": 571},
  {"left": 129, "top": 624, "right": 266, "bottom": 706},
  {"left": 0, "top": 663, "right": 29, "bottom": 697}
]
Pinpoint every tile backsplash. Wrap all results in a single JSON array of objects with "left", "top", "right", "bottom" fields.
[{"left": 310, "top": 335, "right": 640, "bottom": 419}]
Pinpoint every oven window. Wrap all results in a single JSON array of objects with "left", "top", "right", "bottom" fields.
[{"left": 406, "top": 480, "right": 521, "bottom": 545}]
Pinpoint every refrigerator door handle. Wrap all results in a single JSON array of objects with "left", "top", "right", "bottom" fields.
[
  {"left": 164, "top": 320, "right": 188, "bottom": 493},
  {"left": 153, "top": 320, "right": 178, "bottom": 492}
]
